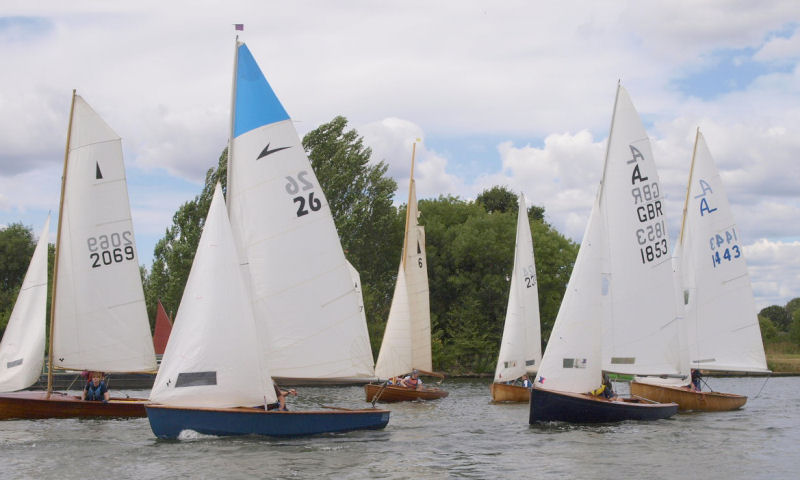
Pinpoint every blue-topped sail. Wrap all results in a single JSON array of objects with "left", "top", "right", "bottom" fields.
[{"left": 234, "top": 43, "right": 290, "bottom": 138}]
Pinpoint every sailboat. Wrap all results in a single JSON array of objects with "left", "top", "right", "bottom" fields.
[
  {"left": 365, "top": 144, "right": 448, "bottom": 403},
  {"left": 146, "top": 184, "right": 389, "bottom": 439},
  {"left": 225, "top": 41, "right": 375, "bottom": 386},
  {"left": 0, "top": 91, "right": 157, "bottom": 420},
  {"left": 0, "top": 216, "right": 50, "bottom": 393},
  {"left": 630, "top": 129, "right": 770, "bottom": 411},
  {"left": 530, "top": 85, "right": 679, "bottom": 423},
  {"left": 490, "top": 193, "right": 541, "bottom": 403}
]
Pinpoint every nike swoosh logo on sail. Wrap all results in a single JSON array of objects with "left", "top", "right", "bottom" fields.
[{"left": 257, "top": 143, "right": 291, "bottom": 159}]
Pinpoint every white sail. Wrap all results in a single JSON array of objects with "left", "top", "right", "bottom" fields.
[
  {"left": 226, "top": 42, "right": 374, "bottom": 381},
  {"left": 537, "top": 85, "right": 683, "bottom": 393},
  {"left": 150, "top": 184, "right": 275, "bottom": 408},
  {"left": 599, "top": 85, "right": 682, "bottom": 377},
  {"left": 0, "top": 215, "right": 50, "bottom": 392},
  {"left": 536, "top": 194, "right": 606, "bottom": 394},
  {"left": 374, "top": 174, "right": 432, "bottom": 379},
  {"left": 493, "top": 193, "right": 542, "bottom": 382},
  {"left": 680, "top": 131, "right": 769, "bottom": 373},
  {"left": 52, "top": 95, "right": 156, "bottom": 373}
]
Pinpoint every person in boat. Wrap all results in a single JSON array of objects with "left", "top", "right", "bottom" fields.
[
  {"left": 267, "top": 380, "right": 297, "bottom": 411},
  {"left": 690, "top": 369, "right": 702, "bottom": 392},
  {"left": 82, "top": 371, "right": 109, "bottom": 402},
  {"left": 520, "top": 374, "right": 532, "bottom": 388},
  {"left": 590, "top": 373, "right": 617, "bottom": 400},
  {"left": 400, "top": 369, "right": 423, "bottom": 390}
]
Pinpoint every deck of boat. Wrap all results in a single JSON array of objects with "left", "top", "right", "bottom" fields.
[
  {"left": 364, "top": 383, "right": 448, "bottom": 403},
  {"left": 630, "top": 381, "right": 747, "bottom": 412},
  {"left": 0, "top": 390, "right": 148, "bottom": 419}
]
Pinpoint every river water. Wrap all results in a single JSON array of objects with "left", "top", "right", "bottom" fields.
[{"left": 0, "top": 376, "right": 797, "bottom": 479}]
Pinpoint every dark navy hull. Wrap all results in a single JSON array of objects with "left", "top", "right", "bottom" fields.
[
  {"left": 529, "top": 387, "right": 678, "bottom": 423},
  {"left": 146, "top": 404, "right": 390, "bottom": 439}
]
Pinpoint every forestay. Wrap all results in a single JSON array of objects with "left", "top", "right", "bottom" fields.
[
  {"left": 494, "top": 193, "right": 542, "bottom": 382},
  {"left": 0, "top": 216, "right": 50, "bottom": 392},
  {"left": 150, "top": 184, "right": 276, "bottom": 408},
  {"left": 599, "top": 86, "right": 682, "bottom": 377},
  {"left": 375, "top": 177, "right": 432, "bottom": 379},
  {"left": 226, "top": 42, "right": 374, "bottom": 381},
  {"left": 680, "top": 131, "right": 769, "bottom": 373},
  {"left": 52, "top": 96, "right": 156, "bottom": 373}
]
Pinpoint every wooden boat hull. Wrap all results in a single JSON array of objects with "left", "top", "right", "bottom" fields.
[
  {"left": 0, "top": 391, "right": 147, "bottom": 419},
  {"left": 490, "top": 383, "right": 530, "bottom": 403},
  {"left": 146, "top": 404, "right": 391, "bottom": 439},
  {"left": 529, "top": 386, "right": 678, "bottom": 423},
  {"left": 630, "top": 381, "right": 747, "bottom": 412},
  {"left": 364, "top": 383, "right": 448, "bottom": 403}
]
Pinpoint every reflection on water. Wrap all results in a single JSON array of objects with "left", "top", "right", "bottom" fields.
[{"left": 0, "top": 377, "right": 796, "bottom": 479}]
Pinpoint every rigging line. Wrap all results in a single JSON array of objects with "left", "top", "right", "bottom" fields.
[{"left": 753, "top": 372, "right": 771, "bottom": 399}]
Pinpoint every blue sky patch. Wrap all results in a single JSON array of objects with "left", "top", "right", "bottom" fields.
[
  {"left": 673, "top": 25, "right": 797, "bottom": 100},
  {"left": 0, "top": 16, "right": 53, "bottom": 42}
]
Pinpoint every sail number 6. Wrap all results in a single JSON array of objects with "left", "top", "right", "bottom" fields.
[{"left": 286, "top": 171, "right": 322, "bottom": 217}]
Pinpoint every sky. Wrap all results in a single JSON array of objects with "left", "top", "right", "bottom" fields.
[{"left": 0, "top": 1, "right": 799, "bottom": 310}]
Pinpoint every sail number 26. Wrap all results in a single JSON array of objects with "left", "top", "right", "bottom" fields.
[
  {"left": 286, "top": 170, "right": 321, "bottom": 217},
  {"left": 87, "top": 231, "right": 135, "bottom": 268}
]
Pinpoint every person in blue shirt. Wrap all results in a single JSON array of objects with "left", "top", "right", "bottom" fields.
[
  {"left": 690, "top": 369, "right": 703, "bottom": 392},
  {"left": 82, "top": 371, "right": 109, "bottom": 402},
  {"left": 520, "top": 374, "right": 532, "bottom": 388}
]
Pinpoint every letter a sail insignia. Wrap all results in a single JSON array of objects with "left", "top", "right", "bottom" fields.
[{"left": 96, "top": 162, "right": 103, "bottom": 180}]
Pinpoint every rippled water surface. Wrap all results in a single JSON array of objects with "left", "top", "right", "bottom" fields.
[{"left": 0, "top": 377, "right": 797, "bottom": 479}]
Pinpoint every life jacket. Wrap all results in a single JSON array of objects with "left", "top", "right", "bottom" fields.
[{"left": 405, "top": 377, "right": 419, "bottom": 388}]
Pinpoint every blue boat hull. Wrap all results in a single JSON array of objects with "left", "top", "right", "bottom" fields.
[
  {"left": 529, "top": 387, "right": 678, "bottom": 423},
  {"left": 146, "top": 404, "right": 390, "bottom": 439}
]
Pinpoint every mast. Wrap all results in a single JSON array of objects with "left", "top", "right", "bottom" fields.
[
  {"left": 47, "top": 89, "right": 76, "bottom": 396},
  {"left": 226, "top": 36, "right": 240, "bottom": 211},
  {"left": 401, "top": 141, "right": 417, "bottom": 270},
  {"left": 598, "top": 81, "right": 622, "bottom": 203},
  {"left": 679, "top": 127, "right": 701, "bottom": 247}
]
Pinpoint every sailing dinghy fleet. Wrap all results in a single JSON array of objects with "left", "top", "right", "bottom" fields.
[{"left": 0, "top": 40, "right": 770, "bottom": 432}]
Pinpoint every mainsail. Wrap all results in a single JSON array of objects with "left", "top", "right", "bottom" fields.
[
  {"left": 680, "top": 130, "right": 769, "bottom": 373},
  {"left": 493, "top": 193, "right": 542, "bottom": 382},
  {"left": 150, "top": 184, "right": 275, "bottom": 408},
  {"left": 536, "top": 85, "right": 682, "bottom": 394},
  {"left": 226, "top": 42, "right": 375, "bottom": 381},
  {"left": 374, "top": 153, "right": 432, "bottom": 380},
  {"left": 0, "top": 215, "right": 50, "bottom": 392},
  {"left": 51, "top": 94, "right": 156, "bottom": 373}
]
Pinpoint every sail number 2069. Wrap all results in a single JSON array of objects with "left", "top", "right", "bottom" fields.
[{"left": 87, "top": 231, "right": 135, "bottom": 268}]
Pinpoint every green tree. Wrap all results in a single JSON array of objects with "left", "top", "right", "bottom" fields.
[
  {"left": 759, "top": 305, "right": 791, "bottom": 332},
  {"left": 785, "top": 297, "right": 800, "bottom": 319},
  {"left": 0, "top": 223, "right": 37, "bottom": 335},
  {"left": 758, "top": 314, "right": 779, "bottom": 342},
  {"left": 789, "top": 309, "right": 800, "bottom": 345}
]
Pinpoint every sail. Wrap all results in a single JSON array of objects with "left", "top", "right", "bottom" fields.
[
  {"left": 0, "top": 216, "right": 50, "bottom": 392},
  {"left": 52, "top": 95, "right": 156, "bottom": 373},
  {"left": 494, "top": 193, "right": 542, "bottom": 382},
  {"left": 152, "top": 300, "right": 173, "bottom": 356},
  {"left": 599, "top": 85, "right": 682, "bottom": 377},
  {"left": 374, "top": 177, "right": 432, "bottom": 379},
  {"left": 536, "top": 195, "right": 606, "bottom": 394},
  {"left": 150, "top": 184, "right": 275, "bottom": 408},
  {"left": 226, "top": 42, "right": 374, "bottom": 380},
  {"left": 680, "top": 131, "right": 769, "bottom": 373}
]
